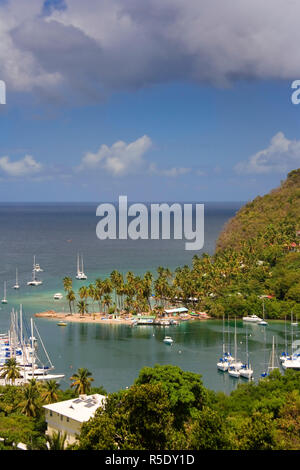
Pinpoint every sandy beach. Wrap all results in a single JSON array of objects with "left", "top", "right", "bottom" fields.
[
  {"left": 34, "top": 311, "right": 135, "bottom": 324},
  {"left": 34, "top": 310, "right": 210, "bottom": 324}
]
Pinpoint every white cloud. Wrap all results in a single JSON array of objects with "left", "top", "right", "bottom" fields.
[
  {"left": 1, "top": 1, "right": 300, "bottom": 101},
  {"left": 0, "top": 154, "right": 43, "bottom": 177},
  {"left": 234, "top": 132, "right": 300, "bottom": 174},
  {"left": 78, "top": 135, "right": 152, "bottom": 176}
]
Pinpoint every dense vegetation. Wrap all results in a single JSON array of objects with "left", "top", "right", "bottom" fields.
[
  {"left": 77, "top": 365, "right": 300, "bottom": 450},
  {"left": 0, "top": 363, "right": 299, "bottom": 450}
]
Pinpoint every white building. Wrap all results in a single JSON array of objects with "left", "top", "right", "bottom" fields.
[{"left": 43, "top": 394, "right": 106, "bottom": 446}]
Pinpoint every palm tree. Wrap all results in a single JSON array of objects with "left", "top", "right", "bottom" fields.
[
  {"left": 47, "top": 431, "right": 67, "bottom": 450},
  {"left": 66, "top": 289, "right": 76, "bottom": 314},
  {"left": 19, "top": 379, "right": 41, "bottom": 417},
  {"left": 102, "top": 293, "right": 112, "bottom": 313},
  {"left": 77, "top": 300, "right": 88, "bottom": 315},
  {"left": 0, "top": 358, "right": 21, "bottom": 384},
  {"left": 88, "top": 284, "right": 95, "bottom": 313},
  {"left": 70, "top": 368, "right": 94, "bottom": 395},
  {"left": 78, "top": 285, "right": 89, "bottom": 302},
  {"left": 41, "top": 380, "right": 60, "bottom": 404},
  {"left": 63, "top": 276, "right": 73, "bottom": 292}
]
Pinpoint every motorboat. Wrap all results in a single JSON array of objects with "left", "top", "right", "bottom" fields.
[
  {"left": 242, "top": 314, "right": 262, "bottom": 323},
  {"left": 54, "top": 293, "right": 63, "bottom": 300},
  {"left": 163, "top": 336, "right": 174, "bottom": 344},
  {"left": 57, "top": 321, "right": 67, "bottom": 326}
]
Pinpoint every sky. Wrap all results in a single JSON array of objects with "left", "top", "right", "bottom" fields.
[{"left": 1, "top": 0, "right": 300, "bottom": 202}]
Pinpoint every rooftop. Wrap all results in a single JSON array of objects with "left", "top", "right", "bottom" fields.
[{"left": 43, "top": 393, "right": 106, "bottom": 423}]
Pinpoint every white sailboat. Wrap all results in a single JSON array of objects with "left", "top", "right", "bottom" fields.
[
  {"left": 217, "top": 316, "right": 230, "bottom": 371},
  {"left": 27, "top": 268, "right": 43, "bottom": 286},
  {"left": 257, "top": 300, "right": 268, "bottom": 325},
  {"left": 267, "top": 336, "right": 280, "bottom": 374},
  {"left": 13, "top": 268, "right": 20, "bottom": 289},
  {"left": 76, "top": 253, "right": 87, "bottom": 280},
  {"left": 33, "top": 255, "right": 43, "bottom": 272},
  {"left": 0, "top": 308, "right": 65, "bottom": 384},
  {"left": 228, "top": 318, "right": 243, "bottom": 378},
  {"left": 1, "top": 281, "right": 7, "bottom": 304},
  {"left": 282, "top": 317, "right": 300, "bottom": 370},
  {"left": 291, "top": 312, "right": 298, "bottom": 327},
  {"left": 239, "top": 326, "right": 253, "bottom": 379},
  {"left": 280, "top": 316, "right": 290, "bottom": 362}
]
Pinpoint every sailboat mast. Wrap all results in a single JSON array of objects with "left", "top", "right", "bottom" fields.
[{"left": 234, "top": 317, "right": 237, "bottom": 361}]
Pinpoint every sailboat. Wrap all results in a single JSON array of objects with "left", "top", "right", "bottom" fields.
[
  {"left": 75, "top": 253, "right": 87, "bottom": 280},
  {"left": 282, "top": 316, "right": 300, "bottom": 370},
  {"left": 268, "top": 336, "right": 280, "bottom": 374},
  {"left": 239, "top": 326, "right": 253, "bottom": 379},
  {"left": 291, "top": 312, "right": 298, "bottom": 327},
  {"left": 13, "top": 268, "right": 20, "bottom": 289},
  {"left": 1, "top": 282, "right": 7, "bottom": 304},
  {"left": 27, "top": 268, "right": 42, "bottom": 286},
  {"left": 280, "top": 316, "right": 290, "bottom": 362},
  {"left": 228, "top": 318, "right": 243, "bottom": 378},
  {"left": 0, "top": 308, "right": 65, "bottom": 384},
  {"left": 257, "top": 300, "right": 268, "bottom": 325},
  {"left": 217, "top": 316, "right": 231, "bottom": 371},
  {"left": 33, "top": 255, "right": 43, "bottom": 273}
]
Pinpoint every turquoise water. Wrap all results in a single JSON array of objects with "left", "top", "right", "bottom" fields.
[
  {"left": 18, "top": 318, "right": 297, "bottom": 394},
  {"left": 3, "top": 202, "right": 294, "bottom": 394}
]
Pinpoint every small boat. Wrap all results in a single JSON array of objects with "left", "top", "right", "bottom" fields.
[
  {"left": 1, "top": 282, "right": 7, "bottom": 304},
  {"left": 163, "top": 336, "right": 173, "bottom": 344},
  {"left": 242, "top": 314, "right": 262, "bottom": 323},
  {"left": 57, "top": 321, "right": 67, "bottom": 326},
  {"left": 13, "top": 268, "right": 20, "bottom": 289},
  {"left": 53, "top": 293, "right": 63, "bottom": 300}
]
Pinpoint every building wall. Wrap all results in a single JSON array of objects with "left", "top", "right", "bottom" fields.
[{"left": 45, "top": 409, "right": 82, "bottom": 446}]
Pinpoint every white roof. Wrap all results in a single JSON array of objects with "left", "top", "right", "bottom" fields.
[
  {"left": 164, "top": 307, "right": 188, "bottom": 314},
  {"left": 43, "top": 394, "right": 106, "bottom": 423}
]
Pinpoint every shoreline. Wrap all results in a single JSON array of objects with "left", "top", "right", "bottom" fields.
[{"left": 34, "top": 310, "right": 211, "bottom": 324}]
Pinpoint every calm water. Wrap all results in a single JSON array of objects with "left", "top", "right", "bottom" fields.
[{"left": 2, "top": 202, "right": 293, "bottom": 394}]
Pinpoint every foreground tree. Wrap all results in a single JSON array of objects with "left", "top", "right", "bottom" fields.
[
  {"left": 70, "top": 368, "right": 94, "bottom": 395},
  {"left": 0, "top": 358, "right": 21, "bottom": 385},
  {"left": 41, "top": 380, "right": 60, "bottom": 404}
]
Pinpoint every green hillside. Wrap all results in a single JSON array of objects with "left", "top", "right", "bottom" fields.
[{"left": 216, "top": 169, "right": 300, "bottom": 252}]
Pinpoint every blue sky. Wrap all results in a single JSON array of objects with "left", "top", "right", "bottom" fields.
[{"left": 1, "top": 1, "right": 300, "bottom": 202}]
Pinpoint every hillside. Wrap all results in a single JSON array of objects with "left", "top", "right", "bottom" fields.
[{"left": 216, "top": 169, "right": 300, "bottom": 252}]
